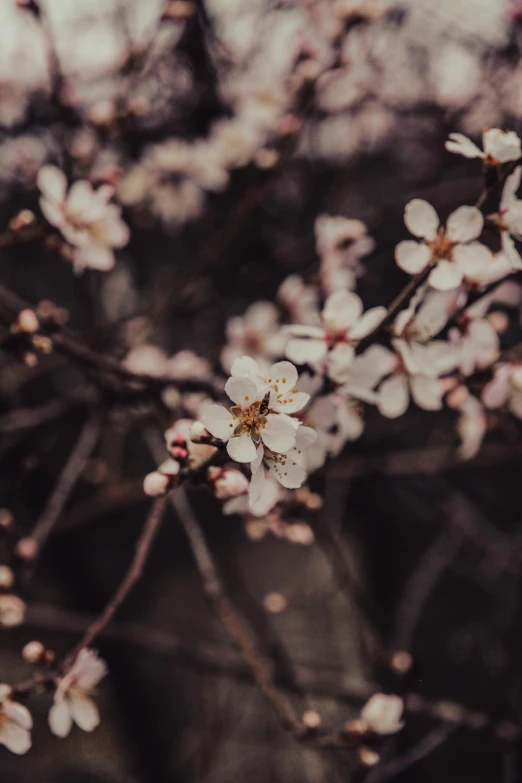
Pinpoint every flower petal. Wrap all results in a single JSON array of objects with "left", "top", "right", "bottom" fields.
[
  {"left": 202, "top": 404, "right": 235, "bottom": 440},
  {"left": 484, "top": 128, "right": 521, "bottom": 163},
  {"left": 261, "top": 413, "right": 298, "bottom": 453},
  {"left": 445, "top": 133, "right": 484, "bottom": 159},
  {"left": 285, "top": 337, "right": 327, "bottom": 365},
  {"left": 227, "top": 433, "right": 257, "bottom": 463},
  {"left": 350, "top": 306, "right": 387, "bottom": 340},
  {"left": 37, "top": 165, "right": 67, "bottom": 202},
  {"left": 69, "top": 694, "right": 100, "bottom": 732},
  {"left": 446, "top": 206, "right": 483, "bottom": 243},
  {"left": 266, "top": 361, "right": 298, "bottom": 394},
  {"left": 395, "top": 241, "right": 431, "bottom": 274},
  {"left": 3, "top": 701, "right": 32, "bottom": 730},
  {"left": 326, "top": 342, "right": 355, "bottom": 384},
  {"left": 428, "top": 260, "right": 463, "bottom": 291},
  {"left": 378, "top": 373, "right": 409, "bottom": 418},
  {"left": 323, "top": 290, "right": 362, "bottom": 331},
  {"left": 224, "top": 376, "right": 259, "bottom": 405},
  {"left": 410, "top": 375, "right": 443, "bottom": 410},
  {"left": 404, "top": 199, "right": 439, "bottom": 241},
  {"left": 501, "top": 166, "right": 522, "bottom": 211},
  {"left": 49, "top": 699, "right": 73, "bottom": 738},
  {"left": 0, "top": 723, "right": 31, "bottom": 754},
  {"left": 267, "top": 457, "right": 306, "bottom": 489}
]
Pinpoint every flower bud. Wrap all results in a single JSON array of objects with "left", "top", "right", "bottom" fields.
[
  {"left": 302, "top": 710, "right": 321, "bottom": 730},
  {"left": 0, "top": 595, "right": 26, "bottom": 627},
  {"left": 143, "top": 471, "right": 169, "bottom": 497},
  {"left": 360, "top": 693, "right": 404, "bottom": 735},
  {"left": 22, "top": 641, "right": 46, "bottom": 664},
  {"left": 15, "top": 310, "right": 39, "bottom": 334},
  {"left": 208, "top": 467, "right": 249, "bottom": 500},
  {"left": 190, "top": 420, "right": 211, "bottom": 443},
  {"left": 16, "top": 537, "right": 38, "bottom": 561},
  {"left": 0, "top": 566, "right": 14, "bottom": 590}
]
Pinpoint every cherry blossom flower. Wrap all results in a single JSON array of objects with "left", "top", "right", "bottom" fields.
[
  {"left": 0, "top": 685, "right": 32, "bottom": 754},
  {"left": 0, "top": 594, "right": 26, "bottom": 627},
  {"left": 482, "top": 363, "right": 522, "bottom": 419},
  {"left": 395, "top": 199, "right": 492, "bottom": 291},
  {"left": 37, "top": 165, "right": 130, "bottom": 272},
  {"left": 374, "top": 339, "right": 459, "bottom": 419},
  {"left": 207, "top": 467, "right": 250, "bottom": 500},
  {"left": 360, "top": 693, "right": 404, "bottom": 735},
  {"left": 202, "top": 358, "right": 309, "bottom": 463},
  {"left": 302, "top": 392, "right": 364, "bottom": 471},
  {"left": 448, "top": 317, "right": 499, "bottom": 376},
  {"left": 445, "top": 129, "right": 521, "bottom": 164},
  {"left": 315, "top": 214, "right": 374, "bottom": 293},
  {"left": 277, "top": 275, "right": 320, "bottom": 326},
  {"left": 220, "top": 302, "right": 288, "bottom": 373},
  {"left": 452, "top": 393, "right": 487, "bottom": 461},
  {"left": 492, "top": 166, "right": 522, "bottom": 269},
  {"left": 284, "top": 290, "right": 385, "bottom": 380},
  {"left": 49, "top": 648, "right": 107, "bottom": 738}
]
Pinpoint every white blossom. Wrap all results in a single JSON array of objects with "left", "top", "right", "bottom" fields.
[
  {"left": 49, "top": 649, "right": 107, "bottom": 738},
  {"left": 220, "top": 302, "right": 287, "bottom": 373},
  {"left": 37, "top": 165, "right": 130, "bottom": 272},
  {"left": 445, "top": 129, "right": 521, "bottom": 164},
  {"left": 0, "top": 594, "right": 26, "bottom": 627},
  {"left": 360, "top": 693, "right": 404, "bottom": 735},
  {"left": 285, "top": 290, "right": 385, "bottom": 381},
  {"left": 248, "top": 424, "right": 317, "bottom": 513},
  {"left": 0, "top": 685, "right": 32, "bottom": 755},
  {"left": 482, "top": 363, "right": 522, "bottom": 418},
  {"left": 395, "top": 199, "right": 492, "bottom": 291},
  {"left": 315, "top": 214, "right": 374, "bottom": 293},
  {"left": 202, "top": 358, "right": 309, "bottom": 463},
  {"left": 494, "top": 166, "right": 522, "bottom": 269},
  {"left": 452, "top": 393, "right": 487, "bottom": 460},
  {"left": 207, "top": 467, "right": 250, "bottom": 500}
]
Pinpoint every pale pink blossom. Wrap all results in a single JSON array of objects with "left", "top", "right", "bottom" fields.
[
  {"left": 37, "top": 165, "right": 129, "bottom": 272},
  {"left": 277, "top": 275, "right": 320, "bottom": 326},
  {"left": 360, "top": 693, "right": 404, "bottom": 735},
  {"left": 482, "top": 363, "right": 522, "bottom": 418},
  {"left": 208, "top": 467, "right": 250, "bottom": 500},
  {"left": 395, "top": 199, "right": 492, "bottom": 291},
  {"left": 285, "top": 290, "right": 385, "bottom": 381},
  {"left": 221, "top": 302, "right": 287, "bottom": 373},
  {"left": 202, "top": 358, "right": 309, "bottom": 463},
  {"left": 0, "top": 685, "right": 32, "bottom": 754},
  {"left": 0, "top": 594, "right": 26, "bottom": 627},
  {"left": 445, "top": 129, "right": 521, "bottom": 164},
  {"left": 448, "top": 318, "right": 499, "bottom": 376},
  {"left": 49, "top": 649, "right": 107, "bottom": 738},
  {"left": 315, "top": 214, "right": 374, "bottom": 293}
]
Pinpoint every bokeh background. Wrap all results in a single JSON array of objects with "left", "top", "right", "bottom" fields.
[{"left": 1, "top": 0, "right": 522, "bottom": 781}]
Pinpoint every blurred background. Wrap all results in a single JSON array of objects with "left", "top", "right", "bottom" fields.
[{"left": 1, "top": 0, "right": 522, "bottom": 781}]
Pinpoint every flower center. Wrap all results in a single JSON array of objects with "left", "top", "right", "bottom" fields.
[
  {"left": 325, "top": 329, "right": 348, "bottom": 347},
  {"left": 230, "top": 401, "right": 267, "bottom": 444},
  {"left": 428, "top": 231, "right": 454, "bottom": 260}
]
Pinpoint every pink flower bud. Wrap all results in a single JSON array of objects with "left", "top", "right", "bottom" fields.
[
  {"left": 22, "top": 641, "right": 46, "bottom": 664},
  {"left": 143, "top": 471, "right": 169, "bottom": 497},
  {"left": 208, "top": 468, "right": 249, "bottom": 500}
]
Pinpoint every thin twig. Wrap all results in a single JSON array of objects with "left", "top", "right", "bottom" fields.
[
  {"left": 31, "top": 415, "right": 102, "bottom": 553},
  {"left": 364, "top": 725, "right": 456, "bottom": 783},
  {"left": 66, "top": 495, "right": 168, "bottom": 662}
]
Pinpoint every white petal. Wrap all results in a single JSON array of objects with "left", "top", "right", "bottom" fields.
[
  {"left": 3, "top": 701, "right": 32, "bottom": 730},
  {"left": 37, "top": 165, "right": 67, "bottom": 201},
  {"left": 501, "top": 166, "right": 522, "bottom": 211},
  {"left": 395, "top": 240, "right": 431, "bottom": 275},
  {"left": 49, "top": 699, "right": 73, "bottom": 738},
  {"left": 410, "top": 375, "right": 443, "bottom": 410},
  {"left": 326, "top": 342, "right": 355, "bottom": 383},
  {"left": 72, "top": 649, "right": 108, "bottom": 690},
  {"left": 261, "top": 413, "right": 298, "bottom": 453},
  {"left": 272, "top": 392, "right": 310, "bottom": 414},
  {"left": 428, "top": 260, "right": 463, "bottom": 291},
  {"left": 230, "top": 355, "right": 263, "bottom": 382},
  {"left": 404, "top": 199, "right": 439, "bottom": 241},
  {"left": 285, "top": 337, "right": 327, "bottom": 365},
  {"left": 227, "top": 433, "right": 257, "bottom": 463},
  {"left": 295, "top": 425, "right": 317, "bottom": 449},
  {"left": 482, "top": 367, "right": 511, "bottom": 408},
  {"left": 268, "top": 457, "right": 306, "bottom": 489},
  {"left": 350, "top": 306, "right": 387, "bottom": 340},
  {"left": 40, "top": 197, "right": 65, "bottom": 229},
  {"left": 378, "top": 373, "right": 409, "bottom": 418},
  {"left": 323, "top": 290, "right": 362, "bottom": 331},
  {"left": 66, "top": 180, "right": 97, "bottom": 218},
  {"left": 446, "top": 206, "right": 483, "bottom": 243},
  {"left": 248, "top": 446, "right": 266, "bottom": 506},
  {"left": 0, "top": 723, "right": 31, "bottom": 754},
  {"left": 266, "top": 361, "right": 298, "bottom": 394},
  {"left": 453, "top": 242, "right": 494, "bottom": 284},
  {"left": 283, "top": 324, "right": 325, "bottom": 338},
  {"left": 344, "top": 345, "right": 397, "bottom": 391},
  {"left": 73, "top": 245, "right": 115, "bottom": 272},
  {"left": 445, "top": 133, "right": 484, "bottom": 159},
  {"left": 202, "top": 405, "right": 235, "bottom": 440},
  {"left": 484, "top": 128, "right": 521, "bottom": 163},
  {"left": 70, "top": 694, "right": 100, "bottom": 732},
  {"left": 249, "top": 474, "right": 281, "bottom": 516},
  {"left": 224, "top": 376, "right": 259, "bottom": 405}
]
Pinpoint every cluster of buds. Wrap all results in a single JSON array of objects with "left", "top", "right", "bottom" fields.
[{"left": 0, "top": 539, "right": 25, "bottom": 628}]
